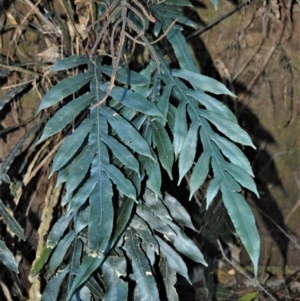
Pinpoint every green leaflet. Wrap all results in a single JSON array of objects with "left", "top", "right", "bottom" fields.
[
  {"left": 88, "top": 174, "right": 113, "bottom": 257},
  {"left": 64, "top": 143, "right": 97, "bottom": 194},
  {"left": 0, "top": 199, "right": 25, "bottom": 240},
  {"left": 209, "top": 0, "right": 219, "bottom": 10},
  {"left": 30, "top": 246, "right": 52, "bottom": 277},
  {"left": 130, "top": 215, "right": 152, "bottom": 233},
  {"left": 39, "top": 93, "right": 95, "bottom": 142},
  {"left": 155, "top": 236, "right": 190, "bottom": 283},
  {"left": 67, "top": 238, "right": 83, "bottom": 291},
  {"left": 184, "top": 89, "right": 237, "bottom": 123},
  {"left": 225, "top": 171, "right": 242, "bottom": 192},
  {"left": 143, "top": 188, "right": 171, "bottom": 219},
  {"left": 130, "top": 217, "right": 159, "bottom": 264},
  {"left": 221, "top": 184, "right": 260, "bottom": 278},
  {"left": 189, "top": 151, "right": 211, "bottom": 199},
  {"left": 143, "top": 156, "right": 162, "bottom": 199},
  {"left": 90, "top": 78, "right": 105, "bottom": 103},
  {"left": 167, "top": 104, "right": 176, "bottom": 132},
  {"left": 101, "top": 85, "right": 164, "bottom": 118},
  {"left": 88, "top": 111, "right": 109, "bottom": 163},
  {"left": 77, "top": 286, "right": 92, "bottom": 301},
  {"left": 47, "top": 213, "right": 74, "bottom": 249},
  {"left": 48, "top": 231, "right": 75, "bottom": 274},
  {"left": 162, "top": 193, "right": 197, "bottom": 230},
  {"left": 51, "top": 117, "right": 96, "bottom": 175},
  {"left": 151, "top": 119, "right": 174, "bottom": 179},
  {"left": 119, "top": 105, "right": 137, "bottom": 122},
  {"left": 37, "top": 72, "right": 94, "bottom": 112},
  {"left": 159, "top": 258, "right": 179, "bottom": 301},
  {"left": 137, "top": 204, "right": 174, "bottom": 236},
  {"left": 102, "top": 255, "right": 128, "bottom": 301},
  {"left": 134, "top": 284, "right": 142, "bottom": 300},
  {"left": 88, "top": 141, "right": 114, "bottom": 257},
  {"left": 137, "top": 201, "right": 206, "bottom": 266},
  {"left": 158, "top": 53, "right": 191, "bottom": 106},
  {"left": 206, "top": 178, "right": 222, "bottom": 209},
  {"left": 67, "top": 177, "right": 97, "bottom": 214},
  {"left": 172, "top": 69, "right": 236, "bottom": 97},
  {"left": 51, "top": 55, "right": 89, "bottom": 71},
  {"left": 237, "top": 291, "right": 259, "bottom": 301},
  {"left": 223, "top": 161, "right": 259, "bottom": 197},
  {"left": 123, "top": 228, "right": 160, "bottom": 301},
  {"left": 199, "top": 116, "right": 260, "bottom": 277},
  {"left": 111, "top": 197, "right": 135, "bottom": 246},
  {"left": 75, "top": 207, "right": 90, "bottom": 234},
  {"left": 199, "top": 109, "right": 255, "bottom": 148},
  {"left": 0, "top": 240, "right": 19, "bottom": 273},
  {"left": 178, "top": 125, "right": 199, "bottom": 184},
  {"left": 101, "top": 65, "right": 149, "bottom": 86},
  {"left": 101, "top": 107, "right": 154, "bottom": 160},
  {"left": 103, "top": 164, "right": 136, "bottom": 199},
  {"left": 101, "top": 134, "right": 140, "bottom": 174},
  {"left": 153, "top": 21, "right": 162, "bottom": 36},
  {"left": 209, "top": 143, "right": 255, "bottom": 195},
  {"left": 198, "top": 117, "right": 215, "bottom": 150},
  {"left": 210, "top": 148, "right": 241, "bottom": 192},
  {"left": 86, "top": 277, "right": 104, "bottom": 299},
  {"left": 55, "top": 155, "right": 76, "bottom": 187},
  {"left": 163, "top": 223, "right": 207, "bottom": 266},
  {"left": 66, "top": 256, "right": 103, "bottom": 301},
  {"left": 140, "top": 232, "right": 157, "bottom": 265},
  {"left": 128, "top": 162, "right": 144, "bottom": 195},
  {"left": 87, "top": 111, "right": 114, "bottom": 256},
  {"left": 41, "top": 265, "right": 70, "bottom": 301},
  {"left": 210, "top": 134, "right": 254, "bottom": 176},
  {"left": 133, "top": 61, "right": 156, "bottom": 97},
  {"left": 164, "top": 24, "right": 198, "bottom": 73},
  {"left": 173, "top": 102, "right": 187, "bottom": 158},
  {"left": 157, "top": 82, "right": 173, "bottom": 125},
  {"left": 150, "top": 70, "right": 162, "bottom": 102}
]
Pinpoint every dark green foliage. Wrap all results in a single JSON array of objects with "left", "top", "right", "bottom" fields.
[{"left": 0, "top": 0, "right": 260, "bottom": 300}]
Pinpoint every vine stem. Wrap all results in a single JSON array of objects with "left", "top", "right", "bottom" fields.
[
  {"left": 186, "top": 1, "right": 250, "bottom": 40},
  {"left": 238, "top": 1, "right": 286, "bottom": 103}
]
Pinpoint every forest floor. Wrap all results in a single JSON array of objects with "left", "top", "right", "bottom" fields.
[{"left": 0, "top": 0, "right": 299, "bottom": 300}]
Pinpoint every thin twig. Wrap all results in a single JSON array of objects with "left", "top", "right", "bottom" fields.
[
  {"left": 238, "top": 13, "right": 286, "bottom": 103},
  {"left": 217, "top": 239, "right": 279, "bottom": 301},
  {"left": 24, "top": 139, "right": 64, "bottom": 186},
  {"left": 186, "top": 1, "right": 250, "bottom": 40},
  {"left": 285, "top": 171, "right": 300, "bottom": 224},
  {"left": 126, "top": 18, "right": 160, "bottom": 72},
  {"left": 248, "top": 202, "right": 300, "bottom": 252},
  {"left": 22, "top": 0, "right": 58, "bottom": 33},
  {"left": 256, "top": 150, "right": 295, "bottom": 178},
  {"left": 233, "top": 38, "right": 265, "bottom": 82},
  {"left": 132, "top": 0, "right": 156, "bottom": 23},
  {"left": 92, "top": 1, "right": 127, "bottom": 108},
  {"left": 89, "top": 7, "right": 121, "bottom": 59},
  {"left": 1, "top": 78, "right": 35, "bottom": 90}
]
